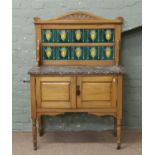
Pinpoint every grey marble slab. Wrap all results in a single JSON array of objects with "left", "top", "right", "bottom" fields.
[{"left": 28, "top": 65, "right": 125, "bottom": 75}]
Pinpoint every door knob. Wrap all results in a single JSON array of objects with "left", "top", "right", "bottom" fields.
[{"left": 76, "top": 85, "right": 80, "bottom": 96}]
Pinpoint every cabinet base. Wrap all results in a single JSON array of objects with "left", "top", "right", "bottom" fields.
[
  {"left": 39, "top": 129, "right": 44, "bottom": 137},
  {"left": 33, "top": 143, "right": 37, "bottom": 150},
  {"left": 117, "top": 144, "right": 121, "bottom": 150}
]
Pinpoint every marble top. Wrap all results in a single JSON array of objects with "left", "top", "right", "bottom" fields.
[{"left": 28, "top": 65, "right": 125, "bottom": 75}]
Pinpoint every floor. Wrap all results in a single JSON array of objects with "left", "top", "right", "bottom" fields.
[{"left": 13, "top": 129, "right": 141, "bottom": 155}]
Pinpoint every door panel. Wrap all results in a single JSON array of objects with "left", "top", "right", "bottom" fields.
[
  {"left": 41, "top": 82, "right": 70, "bottom": 101},
  {"left": 77, "top": 76, "right": 117, "bottom": 109},
  {"left": 82, "top": 82, "right": 112, "bottom": 101},
  {"left": 36, "top": 77, "right": 76, "bottom": 109}
]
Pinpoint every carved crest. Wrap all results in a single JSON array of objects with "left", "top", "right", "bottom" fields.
[
  {"left": 34, "top": 11, "right": 123, "bottom": 24},
  {"left": 55, "top": 11, "right": 103, "bottom": 20}
]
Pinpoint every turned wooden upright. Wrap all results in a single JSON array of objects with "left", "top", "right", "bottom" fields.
[{"left": 29, "top": 11, "right": 124, "bottom": 150}]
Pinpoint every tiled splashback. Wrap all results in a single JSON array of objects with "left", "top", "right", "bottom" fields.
[{"left": 41, "top": 29, "right": 115, "bottom": 60}]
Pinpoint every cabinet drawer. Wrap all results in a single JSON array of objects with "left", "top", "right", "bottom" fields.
[
  {"left": 77, "top": 76, "right": 117, "bottom": 109},
  {"left": 36, "top": 77, "right": 76, "bottom": 109}
]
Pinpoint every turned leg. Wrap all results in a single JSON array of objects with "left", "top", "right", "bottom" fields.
[
  {"left": 38, "top": 115, "right": 43, "bottom": 136},
  {"left": 114, "top": 117, "right": 117, "bottom": 137},
  {"left": 116, "top": 119, "right": 121, "bottom": 150},
  {"left": 32, "top": 119, "right": 37, "bottom": 150},
  {"left": 116, "top": 76, "right": 122, "bottom": 150},
  {"left": 30, "top": 76, "right": 38, "bottom": 150}
]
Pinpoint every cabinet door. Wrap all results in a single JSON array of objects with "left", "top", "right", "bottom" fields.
[
  {"left": 77, "top": 76, "right": 117, "bottom": 109},
  {"left": 36, "top": 77, "right": 76, "bottom": 109}
]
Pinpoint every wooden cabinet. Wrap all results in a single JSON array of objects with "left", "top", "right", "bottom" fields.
[
  {"left": 35, "top": 76, "right": 118, "bottom": 109},
  {"left": 29, "top": 11, "right": 124, "bottom": 150}
]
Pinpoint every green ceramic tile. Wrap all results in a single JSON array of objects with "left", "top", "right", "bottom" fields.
[{"left": 104, "top": 29, "right": 115, "bottom": 43}]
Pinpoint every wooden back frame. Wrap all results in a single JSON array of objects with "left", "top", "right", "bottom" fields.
[{"left": 34, "top": 11, "right": 123, "bottom": 66}]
